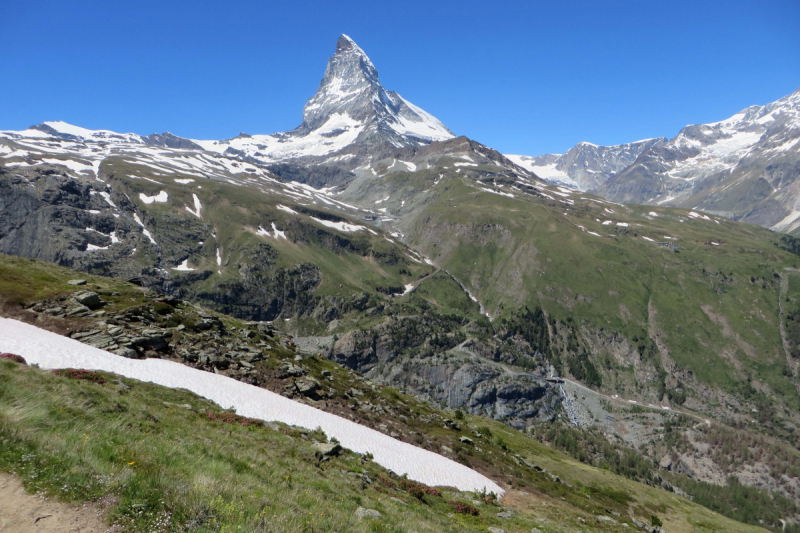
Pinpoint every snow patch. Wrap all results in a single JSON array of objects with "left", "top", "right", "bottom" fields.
[
  {"left": 277, "top": 204, "right": 298, "bottom": 215},
  {"left": 480, "top": 187, "right": 514, "bottom": 198},
  {"left": 139, "top": 191, "right": 169, "bottom": 204},
  {"left": 257, "top": 223, "right": 287, "bottom": 240},
  {"left": 172, "top": 259, "right": 196, "bottom": 271},
  {"left": 688, "top": 211, "right": 711, "bottom": 221},
  {"left": 310, "top": 217, "right": 365, "bottom": 233},
  {"left": 185, "top": 194, "right": 202, "bottom": 219},
  {"left": 132, "top": 213, "right": 157, "bottom": 245}
]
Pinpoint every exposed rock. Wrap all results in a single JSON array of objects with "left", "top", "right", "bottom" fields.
[
  {"left": 295, "top": 378, "right": 320, "bottom": 396},
  {"left": 312, "top": 442, "right": 342, "bottom": 456},
  {"left": 73, "top": 291, "right": 102, "bottom": 309},
  {"left": 67, "top": 279, "right": 87, "bottom": 286},
  {"left": 354, "top": 507, "right": 381, "bottom": 520},
  {"left": 114, "top": 347, "right": 140, "bottom": 359}
]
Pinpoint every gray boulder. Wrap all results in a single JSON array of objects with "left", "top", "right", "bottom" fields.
[
  {"left": 312, "top": 442, "right": 342, "bottom": 456},
  {"left": 354, "top": 507, "right": 381, "bottom": 520},
  {"left": 73, "top": 291, "right": 102, "bottom": 309}
]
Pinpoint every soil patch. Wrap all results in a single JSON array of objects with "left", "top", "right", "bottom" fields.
[{"left": 0, "top": 473, "right": 115, "bottom": 532}]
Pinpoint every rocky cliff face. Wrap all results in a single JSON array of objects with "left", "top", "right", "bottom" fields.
[
  {"left": 0, "top": 164, "right": 410, "bottom": 324},
  {"left": 324, "top": 321, "right": 561, "bottom": 429}
]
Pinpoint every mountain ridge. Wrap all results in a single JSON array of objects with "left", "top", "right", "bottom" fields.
[
  {"left": 2, "top": 35, "right": 800, "bottom": 530},
  {"left": 512, "top": 87, "right": 800, "bottom": 234}
]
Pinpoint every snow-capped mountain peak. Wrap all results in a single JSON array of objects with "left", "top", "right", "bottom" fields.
[{"left": 294, "top": 34, "right": 454, "bottom": 148}]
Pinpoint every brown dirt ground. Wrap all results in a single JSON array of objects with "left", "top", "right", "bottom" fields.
[{"left": 0, "top": 473, "right": 116, "bottom": 533}]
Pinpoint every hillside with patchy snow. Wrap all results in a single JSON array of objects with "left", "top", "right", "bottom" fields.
[{"left": 0, "top": 317, "right": 502, "bottom": 495}]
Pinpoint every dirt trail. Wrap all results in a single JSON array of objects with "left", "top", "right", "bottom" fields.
[{"left": 0, "top": 473, "right": 114, "bottom": 533}]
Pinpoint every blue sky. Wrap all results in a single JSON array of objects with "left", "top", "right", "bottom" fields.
[{"left": 1, "top": 0, "right": 798, "bottom": 155}]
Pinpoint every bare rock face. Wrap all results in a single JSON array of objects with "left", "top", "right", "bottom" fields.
[{"left": 327, "top": 317, "right": 560, "bottom": 428}]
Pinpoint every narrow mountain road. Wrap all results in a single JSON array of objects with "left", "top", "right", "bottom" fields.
[{"left": 556, "top": 376, "right": 710, "bottom": 425}]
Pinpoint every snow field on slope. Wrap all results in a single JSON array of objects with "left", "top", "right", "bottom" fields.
[
  {"left": 194, "top": 113, "right": 365, "bottom": 162},
  {"left": 0, "top": 318, "right": 503, "bottom": 495},
  {"left": 139, "top": 191, "right": 169, "bottom": 204}
]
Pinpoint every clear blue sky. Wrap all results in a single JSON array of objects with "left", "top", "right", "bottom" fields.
[{"left": 2, "top": 0, "right": 798, "bottom": 155}]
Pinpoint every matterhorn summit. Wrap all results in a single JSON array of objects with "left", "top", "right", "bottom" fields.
[{"left": 294, "top": 34, "right": 454, "bottom": 147}]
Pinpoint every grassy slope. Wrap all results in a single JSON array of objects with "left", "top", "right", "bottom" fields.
[
  {"left": 0, "top": 253, "right": 769, "bottom": 533},
  {"left": 405, "top": 173, "right": 800, "bottom": 416},
  {"left": 104, "top": 157, "right": 434, "bottom": 300}
]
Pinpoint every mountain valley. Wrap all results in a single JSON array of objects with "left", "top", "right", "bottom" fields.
[{"left": 1, "top": 34, "right": 799, "bottom": 532}]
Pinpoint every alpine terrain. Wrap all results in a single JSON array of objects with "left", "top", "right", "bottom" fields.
[
  {"left": 512, "top": 88, "right": 800, "bottom": 234},
  {"left": 1, "top": 34, "right": 799, "bottom": 532}
]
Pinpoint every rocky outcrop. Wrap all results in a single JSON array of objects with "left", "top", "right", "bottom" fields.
[{"left": 326, "top": 316, "right": 560, "bottom": 428}]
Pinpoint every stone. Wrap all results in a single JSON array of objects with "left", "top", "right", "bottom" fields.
[
  {"left": 67, "top": 279, "right": 87, "bottom": 286},
  {"left": 459, "top": 436, "right": 474, "bottom": 444},
  {"left": 281, "top": 363, "right": 306, "bottom": 377},
  {"left": 659, "top": 455, "right": 673, "bottom": 470},
  {"left": 389, "top": 497, "right": 407, "bottom": 506},
  {"left": 73, "top": 291, "right": 103, "bottom": 309},
  {"left": 114, "top": 347, "right": 140, "bottom": 359},
  {"left": 354, "top": 507, "right": 381, "bottom": 520},
  {"left": 488, "top": 528, "right": 507, "bottom": 533},
  {"left": 65, "top": 306, "right": 90, "bottom": 317},
  {"left": 311, "top": 442, "right": 342, "bottom": 456},
  {"left": 72, "top": 330, "right": 101, "bottom": 340},
  {"left": 295, "top": 378, "right": 320, "bottom": 396},
  {"left": 496, "top": 510, "right": 514, "bottom": 519},
  {"left": 84, "top": 334, "right": 115, "bottom": 349}
]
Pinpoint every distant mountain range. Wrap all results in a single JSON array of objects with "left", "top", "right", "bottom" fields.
[{"left": 508, "top": 88, "right": 800, "bottom": 233}]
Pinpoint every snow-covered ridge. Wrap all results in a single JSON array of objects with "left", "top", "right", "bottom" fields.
[
  {"left": 1, "top": 35, "right": 454, "bottom": 173},
  {"left": 0, "top": 122, "right": 371, "bottom": 220},
  {"left": 0, "top": 317, "right": 503, "bottom": 495},
  {"left": 505, "top": 137, "right": 666, "bottom": 191}
]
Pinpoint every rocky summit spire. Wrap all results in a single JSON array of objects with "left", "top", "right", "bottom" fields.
[{"left": 293, "top": 34, "right": 454, "bottom": 147}]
